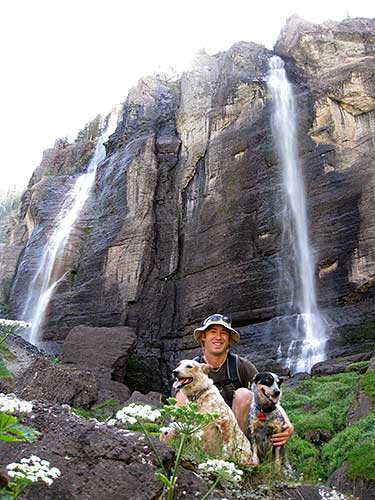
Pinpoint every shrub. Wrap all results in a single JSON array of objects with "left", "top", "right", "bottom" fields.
[
  {"left": 322, "top": 413, "right": 375, "bottom": 477},
  {"left": 286, "top": 435, "right": 325, "bottom": 481}
]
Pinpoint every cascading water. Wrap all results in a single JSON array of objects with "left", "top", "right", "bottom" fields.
[
  {"left": 22, "top": 110, "right": 119, "bottom": 345},
  {"left": 267, "top": 56, "right": 327, "bottom": 373}
]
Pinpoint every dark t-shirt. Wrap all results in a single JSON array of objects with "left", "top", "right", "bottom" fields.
[
  {"left": 203, "top": 354, "right": 258, "bottom": 407},
  {"left": 208, "top": 355, "right": 257, "bottom": 389}
]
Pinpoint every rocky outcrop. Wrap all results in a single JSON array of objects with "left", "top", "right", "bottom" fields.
[
  {"left": 17, "top": 358, "right": 98, "bottom": 408},
  {"left": 61, "top": 325, "right": 136, "bottom": 402},
  {"left": 0, "top": 402, "right": 209, "bottom": 500},
  {"left": 2, "top": 17, "right": 375, "bottom": 394}
]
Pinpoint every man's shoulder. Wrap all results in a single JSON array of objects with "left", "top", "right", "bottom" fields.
[{"left": 235, "top": 354, "right": 258, "bottom": 382}]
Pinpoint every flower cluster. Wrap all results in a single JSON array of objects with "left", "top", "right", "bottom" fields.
[
  {"left": 115, "top": 403, "right": 162, "bottom": 425},
  {"left": 6, "top": 456, "right": 61, "bottom": 486},
  {"left": 0, "top": 319, "right": 31, "bottom": 329},
  {"left": 319, "top": 487, "right": 349, "bottom": 500},
  {"left": 0, "top": 393, "right": 33, "bottom": 414},
  {"left": 198, "top": 459, "right": 243, "bottom": 483}
]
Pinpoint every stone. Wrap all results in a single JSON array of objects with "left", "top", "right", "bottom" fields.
[
  {"left": 311, "top": 353, "right": 372, "bottom": 376},
  {"left": 125, "top": 390, "right": 164, "bottom": 408},
  {"left": 327, "top": 461, "right": 375, "bottom": 500},
  {"left": 0, "top": 401, "right": 208, "bottom": 500},
  {"left": 60, "top": 325, "right": 136, "bottom": 403},
  {"left": 346, "top": 388, "right": 372, "bottom": 425},
  {"left": 17, "top": 357, "right": 98, "bottom": 408},
  {"left": 61, "top": 325, "right": 136, "bottom": 377}
]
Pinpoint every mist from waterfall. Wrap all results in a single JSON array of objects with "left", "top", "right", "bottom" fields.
[
  {"left": 22, "top": 110, "right": 119, "bottom": 345},
  {"left": 267, "top": 56, "right": 327, "bottom": 373}
]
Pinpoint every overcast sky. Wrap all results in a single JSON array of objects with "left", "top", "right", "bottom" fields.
[{"left": 1, "top": 0, "right": 374, "bottom": 194}]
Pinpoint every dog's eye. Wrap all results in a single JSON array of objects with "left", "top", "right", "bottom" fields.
[{"left": 186, "top": 364, "right": 193, "bottom": 368}]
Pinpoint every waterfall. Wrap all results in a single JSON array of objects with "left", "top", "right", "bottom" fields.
[
  {"left": 23, "top": 110, "right": 119, "bottom": 346},
  {"left": 267, "top": 56, "right": 327, "bottom": 373}
]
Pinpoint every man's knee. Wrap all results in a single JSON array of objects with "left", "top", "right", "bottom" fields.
[
  {"left": 233, "top": 388, "right": 253, "bottom": 408},
  {"left": 232, "top": 388, "right": 253, "bottom": 416}
]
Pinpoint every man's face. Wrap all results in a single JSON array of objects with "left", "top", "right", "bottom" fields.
[{"left": 201, "top": 325, "right": 230, "bottom": 356}]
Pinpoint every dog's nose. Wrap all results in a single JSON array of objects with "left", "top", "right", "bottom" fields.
[
  {"left": 172, "top": 369, "right": 178, "bottom": 377},
  {"left": 274, "top": 389, "right": 281, "bottom": 397}
]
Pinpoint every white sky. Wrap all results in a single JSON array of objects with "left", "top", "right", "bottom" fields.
[{"left": 1, "top": 0, "right": 374, "bottom": 194}]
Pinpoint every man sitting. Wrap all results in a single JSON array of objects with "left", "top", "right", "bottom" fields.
[{"left": 176, "top": 313, "right": 293, "bottom": 446}]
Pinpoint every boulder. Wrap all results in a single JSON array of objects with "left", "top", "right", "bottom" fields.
[
  {"left": 17, "top": 357, "right": 98, "bottom": 408},
  {"left": 60, "top": 325, "right": 136, "bottom": 403},
  {"left": 311, "top": 353, "right": 372, "bottom": 376},
  {"left": 327, "top": 461, "right": 375, "bottom": 500},
  {"left": 125, "top": 390, "right": 164, "bottom": 408},
  {"left": 0, "top": 401, "right": 208, "bottom": 500}
]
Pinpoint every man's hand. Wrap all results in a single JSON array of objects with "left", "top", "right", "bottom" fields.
[{"left": 271, "top": 422, "right": 294, "bottom": 447}]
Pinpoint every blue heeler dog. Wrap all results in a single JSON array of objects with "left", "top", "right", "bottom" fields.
[{"left": 248, "top": 371, "right": 293, "bottom": 475}]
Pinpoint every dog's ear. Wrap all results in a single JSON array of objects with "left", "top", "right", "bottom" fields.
[
  {"left": 253, "top": 373, "right": 261, "bottom": 384},
  {"left": 278, "top": 377, "right": 284, "bottom": 386},
  {"left": 201, "top": 363, "right": 211, "bottom": 375}
]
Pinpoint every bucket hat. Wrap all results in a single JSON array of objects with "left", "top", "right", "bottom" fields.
[{"left": 193, "top": 314, "right": 240, "bottom": 347}]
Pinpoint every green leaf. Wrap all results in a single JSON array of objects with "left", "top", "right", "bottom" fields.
[
  {"left": 11, "top": 423, "right": 40, "bottom": 442},
  {"left": 155, "top": 472, "right": 172, "bottom": 487}
]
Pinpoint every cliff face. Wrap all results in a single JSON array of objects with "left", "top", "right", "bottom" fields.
[{"left": 4, "top": 17, "right": 375, "bottom": 392}]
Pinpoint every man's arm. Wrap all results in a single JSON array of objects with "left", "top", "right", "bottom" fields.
[{"left": 271, "top": 405, "right": 294, "bottom": 447}]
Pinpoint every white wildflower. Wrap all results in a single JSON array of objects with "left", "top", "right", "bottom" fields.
[
  {"left": 0, "top": 393, "right": 33, "bottom": 415},
  {"left": 6, "top": 457, "right": 61, "bottom": 486},
  {"left": 115, "top": 403, "right": 161, "bottom": 425},
  {"left": 198, "top": 459, "right": 243, "bottom": 483}
]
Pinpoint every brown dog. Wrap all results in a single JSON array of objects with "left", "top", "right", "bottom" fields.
[{"left": 161, "top": 359, "right": 257, "bottom": 466}]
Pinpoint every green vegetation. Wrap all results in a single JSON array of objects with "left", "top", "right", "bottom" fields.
[
  {"left": 281, "top": 370, "right": 375, "bottom": 483},
  {"left": 0, "top": 358, "right": 12, "bottom": 379},
  {"left": 322, "top": 412, "right": 375, "bottom": 478},
  {"left": 75, "top": 114, "right": 102, "bottom": 143},
  {"left": 72, "top": 399, "right": 122, "bottom": 422},
  {"left": 345, "top": 360, "right": 370, "bottom": 372},
  {"left": 283, "top": 372, "right": 359, "bottom": 437},
  {"left": 361, "top": 368, "right": 375, "bottom": 403}
]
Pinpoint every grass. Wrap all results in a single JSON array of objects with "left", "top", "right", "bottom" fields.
[
  {"left": 280, "top": 370, "right": 374, "bottom": 482},
  {"left": 282, "top": 372, "right": 359, "bottom": 437},
  {"left": 322, "top": 412, "right": 375, "bottom": 478},
  {"left": 0, "top": 357, "right": 13, "bottom": 379}
]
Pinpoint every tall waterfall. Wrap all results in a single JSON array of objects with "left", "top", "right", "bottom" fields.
[
  {"left": 23, "top": 110, "right": 118, "bottom": 345},
  {"left": 267, "top": 56, "right": 327, "bottom": 373}
]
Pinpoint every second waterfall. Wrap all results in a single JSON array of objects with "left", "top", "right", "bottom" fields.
[
  {"left": 22, "top": 110, "right": 119, "bottom": 345},
  {"left": 267, "top": 56, "right": 327, "bottom": 373}
]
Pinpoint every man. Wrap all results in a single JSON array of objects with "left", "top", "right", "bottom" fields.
[{"left": 176, "top": 313, "right": 293, "bottom": 447}]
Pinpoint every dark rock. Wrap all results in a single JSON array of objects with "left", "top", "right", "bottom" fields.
[
  {"left": 0, "top": 401, "right": 177, "bottom": 500},
  {"left": 346, "top": 388, "right": 372, "bottom": 425},
  {"left": 61, "top": 325, "right": 136, "bottom": 379},
  {"left": 327, "top": 461, "right": 375, "bottom": 500},
  {"left": 279, "top": 485, "right": 347, "bottom": 500},
  {"left": 61, "top": 325, "right": 136, "bottom": 403},
  {"left": 311, "top": 352, "right": 372, "bottom": 376},
  {"left": 126, "top": 390, "right": 164, "bottom": 408},
  {"left": 17, "top": 358, "right": 98, "bottom": 408},
  {"left": 305, "top": 429, "right": 333, "bottom": 445}
]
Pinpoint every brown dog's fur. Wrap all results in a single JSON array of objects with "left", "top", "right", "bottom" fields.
[{"left": 162, "top": 359, "right": 257, "bottom": 466}]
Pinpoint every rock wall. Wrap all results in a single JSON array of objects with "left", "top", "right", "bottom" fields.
[{"left": 3, "top": 17, "right": 375, "bottom": 393}]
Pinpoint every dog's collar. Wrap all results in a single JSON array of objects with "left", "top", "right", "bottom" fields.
[
  {"left": 188, "top": 387, "right": 210, "bottom": 402},
  {"left": 255, "top": 403, "right": 277, "bottom": 414},
  {"left": 258, "top": 411, "right": 267, "bottom": 421}
]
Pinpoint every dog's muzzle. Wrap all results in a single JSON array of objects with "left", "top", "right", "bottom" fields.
[
  {"left": 261, "top": 387, "right": 281, "bottom": 404},
  {"left": 172, "top": 370, "right": 193, "bottom": 390}
]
